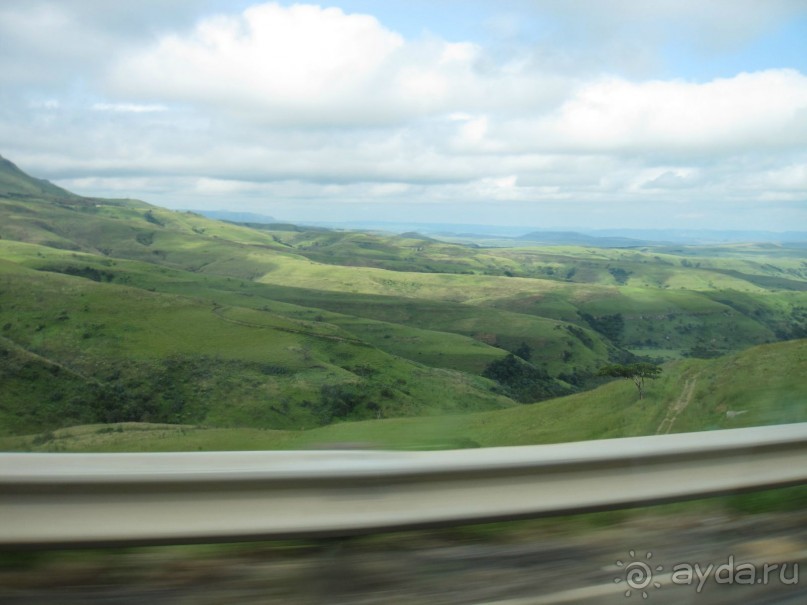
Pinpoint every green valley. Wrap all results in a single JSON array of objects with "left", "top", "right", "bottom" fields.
[{"left": 0, "top": 154, "right": 805, "bottom": 449}]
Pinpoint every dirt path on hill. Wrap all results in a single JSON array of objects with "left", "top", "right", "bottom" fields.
[{"left": 656, "top": 376, "right": 698, "bottom": 435}]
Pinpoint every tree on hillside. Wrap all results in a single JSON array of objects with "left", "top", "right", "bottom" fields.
[
  {"left": 597, "top": 362, "right": 662, "bottom": 399},
  {"left": 513, "top": 342, "right": 532, "bottom": 361}
]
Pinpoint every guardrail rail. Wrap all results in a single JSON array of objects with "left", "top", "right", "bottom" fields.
[{"left": 2, "top": 423, "right": 806, "bottom": 547}]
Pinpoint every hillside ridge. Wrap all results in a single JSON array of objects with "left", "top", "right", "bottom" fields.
[{"left": 0, "top": 154, "right": 78, "bottom": 199}]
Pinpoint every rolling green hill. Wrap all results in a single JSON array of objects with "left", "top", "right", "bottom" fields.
[
  {"left": 0, "top": 155, "right": 805, "bottom": 443},
  {"left": 0, "top": 257, "right": 517, "bottom": 435},
  {"left": 2, "top": 338, "right": 804, "bottom": 452}
]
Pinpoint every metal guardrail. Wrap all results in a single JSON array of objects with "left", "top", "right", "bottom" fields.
[{"left": 2, "top": 423, "right": 806, "bottom": 547}]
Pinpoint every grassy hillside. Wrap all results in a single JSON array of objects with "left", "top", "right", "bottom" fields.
[
  {"left": 0, "top": 155, "right": 78, "bottom": 200},
  {"left": 1, "top": 176, "right": 802, "bottom": 366},
  {"left": 0, "top": 257, "right": 516, "bottom": 436},
  {"left": 0, "top": 156, "right": 805, "bottom": 442},
  {"left": 2, "top": 339, "right": 804, "bottom": 452}
]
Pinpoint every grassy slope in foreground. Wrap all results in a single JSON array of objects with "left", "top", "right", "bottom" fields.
[
  {"left": 0, "top": 256, "right": 514, "bottom": 436},
  {"left": 3, "top": 339, "right": 804, "bottom": 452}
]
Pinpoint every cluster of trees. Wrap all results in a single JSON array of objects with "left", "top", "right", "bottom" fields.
[
  {"left": 482, "top": 343, "right": 570, "bottom": 403},
  {"left": 315, "top": 383, "right": 371, "bottom": 424},
  {"left": 596, "top": 363, "right": 662, "bottom": 399},
  {"left": 143, "top": 210, "right": 163, "bottom": 226},
  {"left": 580, "top": 312, "right": 625, "bottom": 343},
  {"left": 607, "top": 267, "right": 631, "bottom": 285},
  {"left": 45, "top": 265, "right": 115, "bottom": 283}
]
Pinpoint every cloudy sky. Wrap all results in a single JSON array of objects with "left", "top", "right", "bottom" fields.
[{"left": 2, "top": 1, "right": 806, "bottom": 230}]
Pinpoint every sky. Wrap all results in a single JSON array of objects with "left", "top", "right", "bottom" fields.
[{"left": 1, "top": 0, "right": 806, "bottom": 230}]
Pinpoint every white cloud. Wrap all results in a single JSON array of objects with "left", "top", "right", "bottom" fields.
[
  {"left": 109, "top": 3, "right": 404, "bottom": 124},
  {"left": 456, "top": 115, "right": 489, "bottom": 145},
  {"left": 91, "top": 103, "right": 168, "bottom": 113},
  {"left": 368, "top": 183, "right": 412, "bottom": 197},
  {"left": 106, "top": 2, "right": 568, "bottom": 125},
  {"left": 493, "top": 69, "right": 807, "bottom": 155},
  {"left": 642, "top": 169, "right": 702, "bottom": 190},
  {"left": 0, "top": 4, "right": 99, "bottom": 85},
  {"left": 29, "top": 99, "right": 60, "bottom": 110},
  {"left": 768, "top": 163, "right": 807, "bottom": 190},
  {"left": 193, "top": 178, "right": 264, "bottom": 196}
]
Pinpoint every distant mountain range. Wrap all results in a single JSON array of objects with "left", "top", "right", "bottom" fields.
[
  {"left": 2, "top": 153, "right": 802, "bottom": 247},
  {"left": 582, "top": 229, "right": 807, "bottom": 245},
  {"left": 207, "top": 216, "right": 807, "bottom": 246},
  {"left": 515, "top": 231, "right": 652, "bottom": 247}
]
